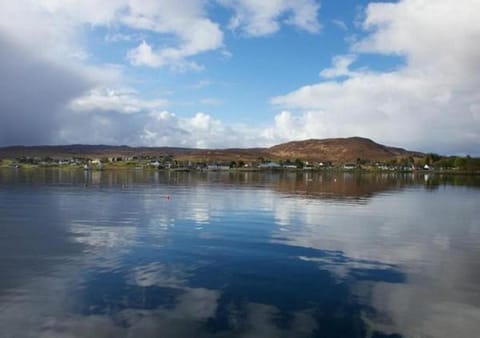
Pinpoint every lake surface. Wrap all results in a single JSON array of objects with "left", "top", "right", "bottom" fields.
[{"left": 1, "top": 169, "right": 479, "bottom": 338}]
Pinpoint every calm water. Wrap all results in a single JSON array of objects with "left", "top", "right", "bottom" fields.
[{"left": 1, "top": 169, "right": 480, "bottom": 338}]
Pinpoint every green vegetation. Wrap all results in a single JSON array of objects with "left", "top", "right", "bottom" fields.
[{"left": 1, "top": 152, "right": 480, "bottom": 173}]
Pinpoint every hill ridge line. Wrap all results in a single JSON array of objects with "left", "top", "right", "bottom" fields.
[{"left": 0, "top": 137, "right": 423, "bottom": 163}]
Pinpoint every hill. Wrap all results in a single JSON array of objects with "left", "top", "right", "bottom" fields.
[
  {"left": 268, "top": 137, "right": 422, "bottom": 162},
  {"left": 0, "top": 137, "right": 422, "bottom": 163}
]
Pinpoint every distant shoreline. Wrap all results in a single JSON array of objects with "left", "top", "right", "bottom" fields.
[
  {"left": 2, "top": 137, "right": 479, "bottom": 172},
  {"left": 1, "top": 165, "right": 479, "bottom": 176}
]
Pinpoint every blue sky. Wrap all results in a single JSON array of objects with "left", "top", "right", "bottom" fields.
[{"left": 0, "top": 0, "right": 479, "bottom": 155}]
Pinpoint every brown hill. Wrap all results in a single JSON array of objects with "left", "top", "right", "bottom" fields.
[
  {"left": 0, "top": 137, "right": 423, "bottom": 163},
  {"left": 0, "top": 144, "right": 262, "bottom": 157},
  {"left": 0, "top": 144, "right": 269, "bottom": 163},
  {"left": 269, "top": 137, "right": 421, "bottom": 162}
]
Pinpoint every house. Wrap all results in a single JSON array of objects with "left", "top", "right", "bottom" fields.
[
  {"left": 259, "top": 162, "right": 281, "bottom": 169},
  {"left": 375, "top": 163, "right": 390, "bottom": 170},
  {"left": 57, "top": 159, "right": 70, "bottom": 165},
  {"left": 207, "top": 164, "right": 230, "bottom": 171},
  {"left": 318, "top": 161, "right": 332, "bottom": 168},
  {"left": 343, "top": 163, "right": 357, "bottom": 170}
]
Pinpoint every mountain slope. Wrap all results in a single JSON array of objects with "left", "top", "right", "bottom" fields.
[
  {"left": 0, "top": 137, "right": 423, "bottom": 163},
  {"left": 268, "top": 137, "right": 421, "bottom": 162}
]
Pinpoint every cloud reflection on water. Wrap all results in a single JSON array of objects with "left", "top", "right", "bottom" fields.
[
  {"left": 0, "top": 170, "right": 479, "bottom": 337},
  {"left": 269, "top": 181, "right": 480, "bottom": 337}
]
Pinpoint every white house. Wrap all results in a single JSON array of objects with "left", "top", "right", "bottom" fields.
[
  {"left": 259, "top": 162, "right": 281, "bottom": 169},
  {"left": 343, "top": 163, "right": 356, "bottom": 170},
  {"left": 207, "top": 164, "right": 230, "bottom": 171}
]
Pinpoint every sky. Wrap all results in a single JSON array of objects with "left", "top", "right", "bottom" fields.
[{"left": 0, "top": 0, "right": 479, "bottom": 155}]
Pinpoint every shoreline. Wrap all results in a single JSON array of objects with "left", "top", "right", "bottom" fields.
[{"left": 1, "top": 165, "right": 479, "bottom": 175}]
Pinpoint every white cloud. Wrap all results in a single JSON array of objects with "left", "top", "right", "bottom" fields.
[
  {"left": 122, "top": 0, "right": 223, "bottom": 69},
  {"left": 261, "top": 111, "right": 327, "bottom": 143},
  {"left": 0, "top": 1, "right": 224, "bottom": 71},
  {"left": 220, "top": 0, "right": 321, "bottom": 36},
  {"left": 354, "top": 0, "right": 480, "bottom": 64},
  {"left": 69, "top": 87, "right": 168, "bottom": 114},
  {"left": 0, "top": 0, "right": 231, "bottom": 146},
  {"left": 271, "top": 0, "right": 480, "bottom": 154},
  {"left": 319, "top": 54, "right": 358, "bottom": 79},
  {"left": 141, "top": 111, "right": 247, "bottom": 149},
  {"left": 2, "top": 0, "right": 479, "bottom": 155},
  {"left": 127, "top": 41, "right": 206, "bottom": 71}
]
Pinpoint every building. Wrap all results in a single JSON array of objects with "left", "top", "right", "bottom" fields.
[
  {"left": 259, "top": 162, "right": 281, "bottom": 169},
  {"left": 343, "top": 163, "right": 357, "bottom": 170}
]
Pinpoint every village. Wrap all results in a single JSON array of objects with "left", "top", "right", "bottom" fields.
[{"left": 0, "top": 154, "right": 449, "bottom": 172}]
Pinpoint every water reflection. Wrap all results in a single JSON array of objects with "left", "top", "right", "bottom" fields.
[{"left": 0, "top": 169, "right": 479, "bottom": 337}]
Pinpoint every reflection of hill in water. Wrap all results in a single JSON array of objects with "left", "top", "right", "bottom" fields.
[
  {"left": 270, "top": 172, "right": 412, "bottom": 202},
  {"left": 1, "top": 169, "right": 479, "bottom": 202}
]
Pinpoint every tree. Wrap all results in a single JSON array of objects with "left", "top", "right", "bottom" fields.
[{"left": 454, "top": 156, "right": 467, "bottom": 169}]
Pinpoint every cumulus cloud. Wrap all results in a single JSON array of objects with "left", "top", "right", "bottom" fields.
[
  {"left": 319, "top": 54, "right": 358, "bottom": 79},
  {"left": 262, "top": 111, "right": 330, "bottom": 144},
  {"left": 57, "top": 107, "right": 256, "bottom": 148},
  {"left": 140, "top": 111, "right": 253, "bottom": 149},
  {"left": 271, "top": 0, "right": 480, "bottom": 155},
  {"left": 124, "top": 1, "right": 224, "bottom": 69},
  {"left": 70, "top": 87, "right": 168, "bottom": 114},
  {"left": 0, "top": 0, "right": 324, "bottom": 149},
  {"left": 220, "top": 0, "right": 321, "bottom": 36},
  {"left": 0, "top": 1, "right": 224, "bottom": 71},
  {"left": 0, "top": 0, "right": 227, "bottom": 146},
  {"left": 55, "top": 104, "right": 263, "bottom": 149},
  {"left": 1, "top": 0, "right": 478, "bottom": 155}
]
